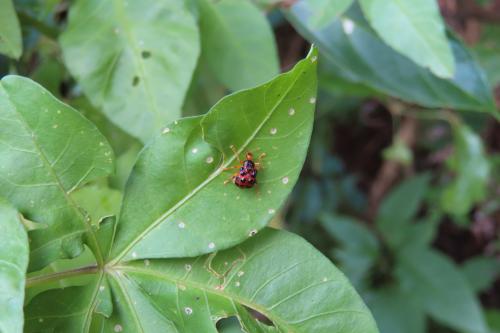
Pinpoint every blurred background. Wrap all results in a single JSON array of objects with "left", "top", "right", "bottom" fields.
[{"left": 1, "top": 0, "right": 499, "bottom": 332}]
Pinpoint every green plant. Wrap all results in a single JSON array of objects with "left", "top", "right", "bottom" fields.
[
  {"left": 0, "top": 47, "right": 378, "bottom": 331},
  {"left": 2, "top": 0, "right": 500, "bottom": 332}
]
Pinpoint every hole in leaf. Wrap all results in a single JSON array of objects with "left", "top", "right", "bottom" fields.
[
  {"left": 141, "top": 51, "right": 151, "bottom": 59},
  {"left": 246, "top": 307, "right": 274, "bottom": 326},
  {"left": 132, "top": 76, "right": 140, "bottom": 86}
]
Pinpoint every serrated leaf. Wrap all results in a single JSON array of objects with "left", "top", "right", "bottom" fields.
[
  {"left": 0, "top": 0, "right": 22, "bottom": 59},
  {"left": 198, "top": 0, "right": 279, "bottom": 91},
  {"left": 60, "top": 0, "right": 200, "bottom": 142},
  {"left": 359, "top": 0, "right": 455, "bottom": 78},
  {"left": 396, "top": 247, "right": 487, "bottom": 333},
  {"left": 26, "top": 229, "right": 379, "bottom": 333},
  {"left": 110, "top": 47, "right": 318, "bottom": 263},
  {"left": 441, "top": 122, "right": 490, "bottom": 219},
  {"left": 285, "top": 3, "right": 497, "bottom": 114},
  {"left": 0, "top": 76, "right": 114, "bottom": 270},
  {"left": 0, "top": 199, "right": 28, "bottom": 333}
]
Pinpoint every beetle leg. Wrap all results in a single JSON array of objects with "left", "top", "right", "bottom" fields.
[
  {"left": 224, "top": 173, "right": 237, "bottom": 185},
  {"left": 255, "top": 152, "right": 267, "bottom": 170},
  {"left": 229, "top": 145, "right": 242, "bottom": 163},
  {"left": 223, "top": 165, "right": 240, "bottom": 171}
]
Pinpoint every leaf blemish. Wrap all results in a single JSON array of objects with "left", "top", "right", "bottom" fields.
[
  {"left": 132, "top": 76, "right": 140, "bottom": 86},
  {"left": 141, "top": 50, "right": 151, "bottom": 59}
]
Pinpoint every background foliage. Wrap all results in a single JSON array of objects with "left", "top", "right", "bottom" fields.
[{"left": 0, "top": 0, "right": 499, "bottom": 332}]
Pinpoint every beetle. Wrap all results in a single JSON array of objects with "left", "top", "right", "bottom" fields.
[{"left": 224, "top": 145, "right": 265, "bottom": 189}]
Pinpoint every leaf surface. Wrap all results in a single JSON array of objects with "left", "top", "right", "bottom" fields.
[
  {"left": 0, "top": 76, "right": 114, "bottom": 270},
  {"left": 198, "top": 0, "right": 279, "bottom": 91},
  {"left": 396, "top": 247, "right": 487, "bottom": 333},
  {"left": 110, "top": 48, "right": 318, "bottom": 262},
  {"left": 0, "top": 199, "right": 29, "bottom": 333},
  {"left": 26, "top": 229, "right": 379, "bottom": 333},
  {"left": 359, "top": 0, "right": 454, "bottom": 77},
  {"left": 285, "top": 4, "right": 496, "bottom": 114},
  {"left": 60, "top": 0, "right": 200, "bottom": 142},
  {"left": 441, "top": 122, "right": 490, "bottom": 219},
  {"left": 0, "top": 0, "right": 22, "bottom": 59}
]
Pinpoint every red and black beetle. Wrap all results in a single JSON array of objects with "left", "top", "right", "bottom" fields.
[{"left": 224, "top": 146, "right": 265, "bottom": 189}]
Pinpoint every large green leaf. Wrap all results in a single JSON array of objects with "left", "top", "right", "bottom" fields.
[
  {"left": 441, "top": 122, "right": 490, "bottom": 219},
  {"left": 25, "top": 229, "right": 379, "bottom": 333},
  {"left": 60, "top": 0, "right": 200, "bottom": 142},
  {"left": 0, "top": 76, "right": 114, "bottom": 270},
  {"left": 110, "top": 47, "right": 318, "bottom": 263},
  {"left": 285, "top": 3, "right": 497, "bottom": 114},
  {"left": 396, "top": 247, "right": 487, "bottom": 333},
  {"left": 0, "top": 0, "right": 22, "bottom": 59},
  {"left": 198, "top": 0, "right": 279, "bottom": 91},
  {"left": 0, "top": 199, "right": 29, "bottom": 333},
  {"left": 359, "top": 0, "right": 454, "bottom": 78}
]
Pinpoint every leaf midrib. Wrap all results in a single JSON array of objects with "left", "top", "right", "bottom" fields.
[{"left": 110, "top": 66, "right": 303, "bottom": 264}]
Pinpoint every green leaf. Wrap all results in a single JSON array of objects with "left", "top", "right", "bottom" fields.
[
  {"left": 359, "top": 0, "right": 455, "bottom": 78},
  {"left": 71, "top": 184, "right": 122, "bottom": 226},
  {"left": 366, "top": 287, "right": 425, "bottom": 333},
  {"left": 285, "top": 4, "right": 497, "bottom": 114},
  {"left": 60, "top": 0, "right": 200, "bottom": 142},
  {"left": 461, "top": 256, "right": 500, "bottom": 293},
  {"left": 0, "top": 199, "right": 28, "bottom": 333},
  {"left": 396, "top": 247, "right": 488, "bottom": 333},
  {"left": 26, "top": 229, "right": 379, "bottom": 333},
  {"left": 0, "top": 76, "right": 114, "bottom": 270},
  {"left": 198, "top": 0, "right": 279, "bottom": 91},
  {"left": 382, "top": 137, "right": 412, "bottom": 166},
  {"left": 441, "top": 122, "right": 490, "bottom": 219},
  {"left": 300, "top": 0, "right": 354, "bottom": 29},
  {"left": 473, "top": 25, "right": 500, "bottom": 87},
  {"left": 320, "top": 214, "right": 379, "bottom": 286},
  {"left": 485, "top": 310, "right": 500, "bottom": 333},
  {"left": 110, "top": 47, "right": 318, "bottom": 262},
  {"left": 0, "top": 0, "right": 22, "bottom": 59},
  {"left": 377, "top": 174, "right": 430, "bottom": 248}
]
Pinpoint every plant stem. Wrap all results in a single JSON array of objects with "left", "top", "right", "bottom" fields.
[
  {"left": 17, "top": 11, "right": 59, "bottom": 40},
  {"left": 26, "top": 264, "right": 99, "bottom": 288}
]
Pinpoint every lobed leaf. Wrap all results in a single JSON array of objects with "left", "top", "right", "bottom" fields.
[
  {"left": 26, "top": 229, "right": 379, "bottom": 333},
  {"left": 60, "top": 0, "right": 200, "bottom": 142},
  {"left": 0, "top": 76, "right": 114, "bottom": 270},
  {"left": 0, "top": 199, "right": 29, "bottom": 333},
  {"left": 110, "top": 47, "right": 318, "bottom": 263}
]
